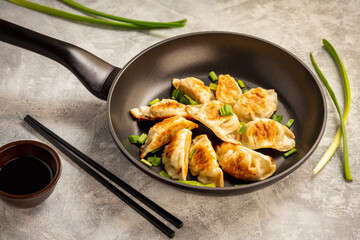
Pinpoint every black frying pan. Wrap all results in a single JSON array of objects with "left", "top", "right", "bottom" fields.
[{"left": 0, "top": 19, "right": 327, "bottom": 195}]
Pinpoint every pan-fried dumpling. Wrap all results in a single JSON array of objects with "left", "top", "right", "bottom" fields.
[
  {"left": 186, "top": 101, "right": 241, "bottom": 144},
  {"left": 140, "top": 116, "right": 198, "bottom": 158},
  {"left": 233, "top": 87, "right": 278, "bottom": 123},
  {"left": 240, "top": 119, "right": 295, "bottom": 151},
  {"left": 130, "top": 99, "right": 194, "bottom": 121},
  {"left": 216, "top": 74, "right": 242, "bottom": 106},
  {"left": 172, "top": 77, "right": 215, "bottom": 104},
  {"left": 216, "top": 142, "right": 276, "bottom": 181},
  {"left": 189, "top": 135, "right": 224, "bottom": 187},
  {"left": 161, "top": 129, "right": 192, "bottom": 181}
]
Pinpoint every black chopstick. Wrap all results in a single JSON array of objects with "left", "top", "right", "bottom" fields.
[{"left": 24, "top": 115, "right": 179, "bottom": 238}]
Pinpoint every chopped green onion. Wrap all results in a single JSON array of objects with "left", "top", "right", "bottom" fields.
[
  {"left": 238, "top": 80, "right": 246, "bottom": 88},
  {"left": 209, "top": 71, "right": 218, "bottom": 82},
  {"left": 137, "top": 133, "right": 148, "bottom": 145},
  {"left": 209, "top": 83, "right": 218, "bottom": 91},
  {"left": 172, "top": 87, "right": 182, "bottom": 100},
  {"left": 285, "top": 119, "right": 294, "bottom": 128},
  {"left": 310, "top": 40, "right": 351, "bottom": 181},
  {"left": 177, "top": 180, "right": 216, "bottom": 187},
  {"left": 141, "top": 159, "right": 152, "bottom": 167},
  {"left": 272, "top": 114, "right": 283, "bottom": 123},
  {"left": 129, "top": 135, "right": 139, "bottom": 144},
  {"left": 147, "top": 156, "right": 161, "bottom": 167},
  {"left": 284, "top": 148, "right": 297, "bottom": 158},
  {"left": 179, "top": 96, "right": 190, "bottom": 105},
  {"left": 189, "top": 148, "right": 196, "bottom": 160},
  {"left": 184, "top": 94, "right": 198, "bottom": 105},
  {"left": 243, "top": 90, "right": 248, "bottom": 93},
  {"left": 150, "top": 146, "right": 164, "bottom": 154},
  {"left": 234, "top": 184, "right": 246, "bottom": 187},
  {"left": 148, "top": 98, "right": 160, "bottom": 106},
  {"left": 188, "top": 126, "right": 193, "bottom": 130},
  {"left": 219, "top": 104, "right": 234, "bottom": 116},
  {"left": 159, "top": 170, "right": 172, "bottom": 179},
  {"left": 238, "top": 122, "right": 247, "bottom": 135},
  {"left": 6, "top": 0, "right": 184, "bottom": 29},
  {"left": 59, "top": 0, "right": 187, "bottom": 28}
]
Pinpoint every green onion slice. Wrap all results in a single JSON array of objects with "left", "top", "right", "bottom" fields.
[
  {"left": 184, "top": 94, "right": 198, "bottom": 105},
  {"left": 177, "top": 180, "right": 216, "bottom": 187},
  {"left": 128, "top": 135, "right": 139, "bottom": 144},
  {"left": 147, "top": 156, "right": 161, "bottom": 167},
  {"left": 219, "top": 104, "right": 234, "bottom": 116},
  {"left": 285, "top": 119, "right": 294, "bottom": 128},
  {"left": 284, "top": 148, "right": 297, "bottom": 158},
  {"left": 209, "top": 83, "right": 218, "bottom": 91},
  {"left": 150, "top": 146, "right": 164, "bottom": 154},
  {"left": 148, "top": 98, "right": 160, "bottom": 106},
  {"left": 159, "top": 170, "right": 172, "bottom": 179},
  {"left": 238, "top": 80, "right": 246, "bottom": 88},
  {"left": 271, "top": 114, "right": 283, "bottom": 123},
  {"left": 137, "top": 133, "right": 148, "bottom": 145},
  {"left": 189, "top": 148, "right": 196, "bottom": 160},
  {"left": 243, "top": 90, "right": 248, "bottom": 93},
  {"left": 238, "top": 122, "right": 247, "bottom": 135},
  {"left": 209, "top": 71, "right": 218, "bottom": 82},
  {"left": 141, "top": 159, "right": 152, "bottom": 167}
]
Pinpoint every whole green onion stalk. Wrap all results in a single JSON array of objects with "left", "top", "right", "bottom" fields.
[
  {"left": 310, "top": 39, "right": 352, "bottom": 181},
  {"left": 7, "top": 0, "right": 186, "bottom": 29}
]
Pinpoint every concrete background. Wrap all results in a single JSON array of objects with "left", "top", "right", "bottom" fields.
[{"left": 0, "top": 0, "right": 359, "bottom": 239}]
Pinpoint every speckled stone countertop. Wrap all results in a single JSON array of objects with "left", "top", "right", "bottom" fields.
[{"left": 0, "top": 0, "right": 359, "bottom": 239}]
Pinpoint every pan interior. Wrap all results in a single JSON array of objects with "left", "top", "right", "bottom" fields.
[{"left": 108, "top": 32, "right": 326, "bottom": 194}]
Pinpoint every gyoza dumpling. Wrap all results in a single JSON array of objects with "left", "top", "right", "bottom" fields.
[
  {"left": 140, "top": 116, "right": 198, "bottom": 158},
  {"left": 130, "top": 99, "right": 194, "bottom": 121},
  {"left": 172, "top": 77, "right": 215, "bottom": 104},
  {"left": 186, "top": 101, "right": 241, "bottom": 144},
  {"left": 216, "top": 74, "right": 242, "bottom": 106},
  {"left": 161, "top": 129, "right": 192, "bottom": 181},
  {"left": 216, "top": 142, "right": 276, "bottom": 181},
  {"left": 240, "top": 119, "right": 295, "bottom": 151},
  {"left": 189, "top": 135, "right": 224, "bottom": 187},
  {"left": 233, "top": 87, "right": 278, "bottom": 123}
]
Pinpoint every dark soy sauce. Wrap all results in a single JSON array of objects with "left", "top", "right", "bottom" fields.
[{"left": 0, "top": 157, "right": 53, "bottom": 195}]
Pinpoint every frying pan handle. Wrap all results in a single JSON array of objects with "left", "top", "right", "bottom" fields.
[{"left": 0, "top": 19, "right": 121, "bottom": 100}]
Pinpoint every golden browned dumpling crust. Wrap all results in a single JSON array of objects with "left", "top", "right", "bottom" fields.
[
  {"left": 233, "top": 87, "right": 278, "bottom": 123},
  {"left": 216, "top": 142, "right": 276, "bottom": 181},
  {"left": 172, "top": 77, "right": 215, "bottom": 104},
  {"left": 216, "top": 74, "right": 242, "bottom": 106},
  {"left": 190, "top": 135, "right": 224, "bottom": 187},
  {"left": 140, "top": 116, "right": 198, "bottom": 159}
]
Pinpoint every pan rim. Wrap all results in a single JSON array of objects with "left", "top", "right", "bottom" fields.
[{"left": 107, "top": 31, "right": 327, "bottom": 195}]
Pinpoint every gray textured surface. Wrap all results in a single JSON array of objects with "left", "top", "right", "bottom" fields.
[{"left": 1, "top": 0, "right": 360, "bottom": 239}]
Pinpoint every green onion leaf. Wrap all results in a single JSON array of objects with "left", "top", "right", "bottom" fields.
[
  {"left": 219, "top": 104, "right": 234, "bottom": 116},
  {"left": 310, "top": 40, "right": 351, "bottom": 181},
  {"left": 148, "top": 98, "right": 160, "bottom": 106},
  {"left": 284, "top": 148, "right": 297, "bottom": 158},
  {"left": 6, "top": 0, "right": 176, "bottom": 29},
  {"left": 179, "top": 96, "right": 190, "bottom": 105},
  {"left": 137, "top": 133, "right": 148, "bottom": 145},
  {"left": 141, "top": 159, "right": 152, "bottom": 167},
  {"left": 128, "top": 135, "right": 139, "bottom": 144},
  {"left": 238, "top": 122, "right": 247, "bottom": 135},
  {"left": 177, "top": 180, "right": 216, "bottom": 187},
  {"left": 59, "top": 0, "right": 187, "bottom": 28},
  {"left": 209, "top": 71, "right": 218, "bottom": 82},
  {"left": 189, "top": 148, "right": 196, "bottom": 160},
  {"left": 243, "top": 90, "right": 248, "bottom": 93},
  {"left": 209, "top": 83, "right": 218, "bottom": 91},
  {"left": 285, "top": 119, "right": 294, "bottom": 128},
  {"left": 159, "top": 170, "right": 172, "bottom": 179},
  {"left": 238, "top": 80, "right": 246, "bottom": 88},
  {"left": 272, "top": 114, "right": 283, "bottom": 123}
]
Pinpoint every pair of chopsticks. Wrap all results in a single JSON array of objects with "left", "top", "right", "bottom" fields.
[{"left": 24, "top": 115, "right": 182, "bottom": 238}]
